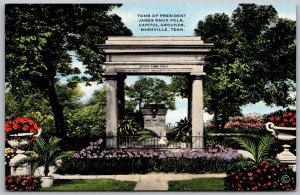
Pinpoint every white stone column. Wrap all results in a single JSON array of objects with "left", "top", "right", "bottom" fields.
[
  {"left": 105, "top": 75, "right": 118, "bottom": 148},
  {"left": 191, "top": 75, "right": 205, "bottom": 149},
  {"left": 187, "top": 76, "right": 192, "bottom": 119}
]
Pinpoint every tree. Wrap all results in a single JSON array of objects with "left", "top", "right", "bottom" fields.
[
  {"left": 5, "top": 82, "right": 84, "bottom": 135},
  {"left": 126, "top": 76, "right": 176, "bottom": 112},
  {"left": 171, "top": 4, "right": 295, "bottom": 131},
  {"left": 67, "top": 88, "right": 107, "bottom": 138},
  {"left": 5, "top": 4, "right": 132, "bottom": 137}
]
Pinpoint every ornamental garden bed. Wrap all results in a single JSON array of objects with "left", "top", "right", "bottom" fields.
[{"left": 56, "top": 140, "right": 241, "bottom": 175}]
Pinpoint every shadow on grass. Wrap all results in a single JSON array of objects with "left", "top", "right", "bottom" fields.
[
  {"left": 168, "top": 178, "right": 224, "bottom": 191},
  {"left": 41, "top": 179, "right": 136, "bottom": 191}
]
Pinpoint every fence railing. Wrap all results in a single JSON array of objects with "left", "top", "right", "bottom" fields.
[{"left": 105, "top": 136, "right": 206, "bottom": 149}]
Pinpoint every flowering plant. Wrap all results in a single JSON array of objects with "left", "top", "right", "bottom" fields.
[
  {"left": 225, "top": 161, "right": 296, "bottom": 191},
  {"left": 73, "top": 139, "right": 240, "bottom": 160},
  {"left": 264, "top": 109, "right": 296, "bottom": 127},
  {"left": 225, "top": 115, "right": 265, "bottom": 132},
  {"left": 5, "top": 117, "right": 40, "bottom": 141},
  {"left": 5, "top": 175, "right": 42, "bottom": 191}
]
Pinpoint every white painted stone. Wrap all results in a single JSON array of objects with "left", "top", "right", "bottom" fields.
[
  {"left": 41, "top": 176, "right": 54, "bottom": 188},
  {"left": 9, "top": 154, "right": 31, "bottom": 176},
  {"left": 191, "top": 76, "right": 204, "bottom": 149}
]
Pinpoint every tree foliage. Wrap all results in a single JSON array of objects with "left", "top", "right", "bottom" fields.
[
  {"left": 66, "top": 88, "right": 107, "bottom": 138},
  {"left": 5, "top": 4, "right": 132, "bottom": 136},
  {"left": 126, "top": 76, "right": 176, "bottom": 111},
  {"left": 171, "top": 4, "right": 295, "bottom": 130},
  {"left": 5, "top": 82, "right": 84, "bottom": 135}
]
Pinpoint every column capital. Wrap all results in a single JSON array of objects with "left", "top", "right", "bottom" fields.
[
  {"left": 104, "top": 74, "right": 118, "bottom": 80},
  {"left": 104, "top": 74, "right": 127, "bottom": 81},
  {"left": 190, "top": 74, "right": 205, "bottom": 80},
  {"left": 117, "top": 74, "right": 127, "bottom": 81}
]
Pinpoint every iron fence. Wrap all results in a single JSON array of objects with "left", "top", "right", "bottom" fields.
[{"left": 105, "top": 135, "right": 207, "bottom": 149}]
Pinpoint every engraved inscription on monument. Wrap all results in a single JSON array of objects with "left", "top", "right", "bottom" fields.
[
  {"left": 116, "top": 65, "right": 192, "bottom": 73},
  {"left": 141, "top": 104, "right": 168, "bottom": 136}
]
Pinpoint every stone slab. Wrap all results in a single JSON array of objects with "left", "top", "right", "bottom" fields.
[
  {"left": 114, "top": 175, "right": 140, "bottom": 182},
  {"left": 134, "top": 180, "right": 168, "bottom": 191}
]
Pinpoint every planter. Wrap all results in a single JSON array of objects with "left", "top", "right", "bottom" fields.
[
  {"left": 41, "top": 176, "right": 54, "bottom": 188},
  {"left": 8, "top": 131, "right": 42, "bottom": 176},
  {"left": 266, "top": 122, "right": 296, "bottom": 141},
  {"left": 266, "top": 122, "right": 296, "bottom": 171}
]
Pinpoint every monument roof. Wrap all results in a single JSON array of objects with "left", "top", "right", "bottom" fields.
[{"left": 97, "top": 36, "right": 213, "bottom": 54}]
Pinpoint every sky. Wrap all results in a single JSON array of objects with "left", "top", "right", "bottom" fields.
[{"left": 68, "top": 3, "right": 296, "bottom": 125}]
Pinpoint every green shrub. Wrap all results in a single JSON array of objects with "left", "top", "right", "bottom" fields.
[
  {"left": 224, "top": 161, "right": 296, "bottom": 191},
  {"left": 57, "top": 156, "right": 240, "bottom": 175},
  {"left": 5, "top": 175, "right": 42, "bottom": 191}
]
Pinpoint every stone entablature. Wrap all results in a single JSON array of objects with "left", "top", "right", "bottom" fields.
[{"left": 97, "top": 36, "right": 213, "bottom": 76}]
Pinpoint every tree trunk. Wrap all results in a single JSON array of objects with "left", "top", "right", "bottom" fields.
[
  {"left": 213, "top": 104, "right": 219, "bottom": 132},
  {"left": 44, "top": 164, "right": 49, "bottom": 177},
  {"left": 220, "top": 102, "right": 228, "bottom": 131},
  {"left": 47, "top": 78, "right": 65, "bottom": 138}
]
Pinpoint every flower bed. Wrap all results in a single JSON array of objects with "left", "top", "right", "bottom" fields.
[
  {"left": 224, "top": 161, "right": 296, "bottom": 191},
  {"left": 225, "top": 115, "right": 265, "bottom": 132},
  {"left": 5, "top": 175, "right": 42, "bottom": 191},
  {"left": 57, "top": 140, "right": 241, "bottom": 174}
]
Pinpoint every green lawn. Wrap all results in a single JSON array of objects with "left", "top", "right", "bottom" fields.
[
  {"left": 168, "top": 178, "right": 224, "bottom": 191},
  {"left": 41, "top": 179, "right": 136, "bottom": 191}
]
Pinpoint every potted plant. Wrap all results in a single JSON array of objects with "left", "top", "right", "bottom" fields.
[
  {"left": 15, "top": 136, "right": 64, "bottom": 188},
  {"left": 5, "top": 117, "right": 42, "bottom": 176},
  {"left": 265, "top": 109, "right": 296, "bottom": 170}
]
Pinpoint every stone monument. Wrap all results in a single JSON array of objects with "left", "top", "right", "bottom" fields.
[
  {"left": 97, "top": 36, "right": 213, "bottom": 148},
  {"left": 141, "top": 104, "right": 168, "bottom": 136}
]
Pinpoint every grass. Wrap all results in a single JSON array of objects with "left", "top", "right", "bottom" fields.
[
  {"left": 168, "top": 178, "right": 224, "bottom": 191},
  {"left": 41, "top": 179, "right": 136, "bottom": 191}
]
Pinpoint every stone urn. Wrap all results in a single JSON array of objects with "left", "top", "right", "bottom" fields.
[
  {"left": 266, "top": 122, "right": 296, "bottom": 171},
  {"left": 8, "top": 131, "right": 42, "bottom": 176}
]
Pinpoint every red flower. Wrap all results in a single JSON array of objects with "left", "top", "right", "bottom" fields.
[
  {"left": 260, "top": 161, "right": 269, "bottom": 166},
  {"left": 256, "top": 169, "right": 261, "bottom": 173},
  {"left": 280, "top": 123, "right": 285, "bottom": 127},
  {"left": 268, "top": 182, "right": 272, "bottom": 186},
  {"left": 269, "top": 117, "right": 275, "bottom": 122},
  {"left": 248, "top": 172, "right": 253, "bottom": 177},
  {"left": 27, "top": 119, "right": 34, "bottom": 126},
  {"left": 16, "top": 117, "right": 25, "bottom": 123},
  {"left": 283, "top": 113, "right": 288, "bottom": 118},
  {"left": 288, "top": 112, "right": 293, "bottom": 117},
  {"left": 289, "top": 118, "right": 294, "bottom": 123},
  {"left": 22, "top": 125, "right": 29, "bottom": 131},
  {"left": 13, "top": 123, "right": 20, "bottom": 130},
  {"left": 292, "top": 122, "right": 296, "bottom": 126},
  {"left": 276, "top": 117, "right": 281, "bottom": 122},
  {"left": 235, "top": 176, "right": 239, "bottom": 180},
  {"left": 283, "top": 118, "right": 288, "bottom": 123},
  {"left": 249, "top": 177, "right": 254, "bottom": 181},
  {"left": 33, "top": 123, "right": 39, "bottom": 131},
  {"left": 5, "top": 126, "right": 12, "bottom": 133}
]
